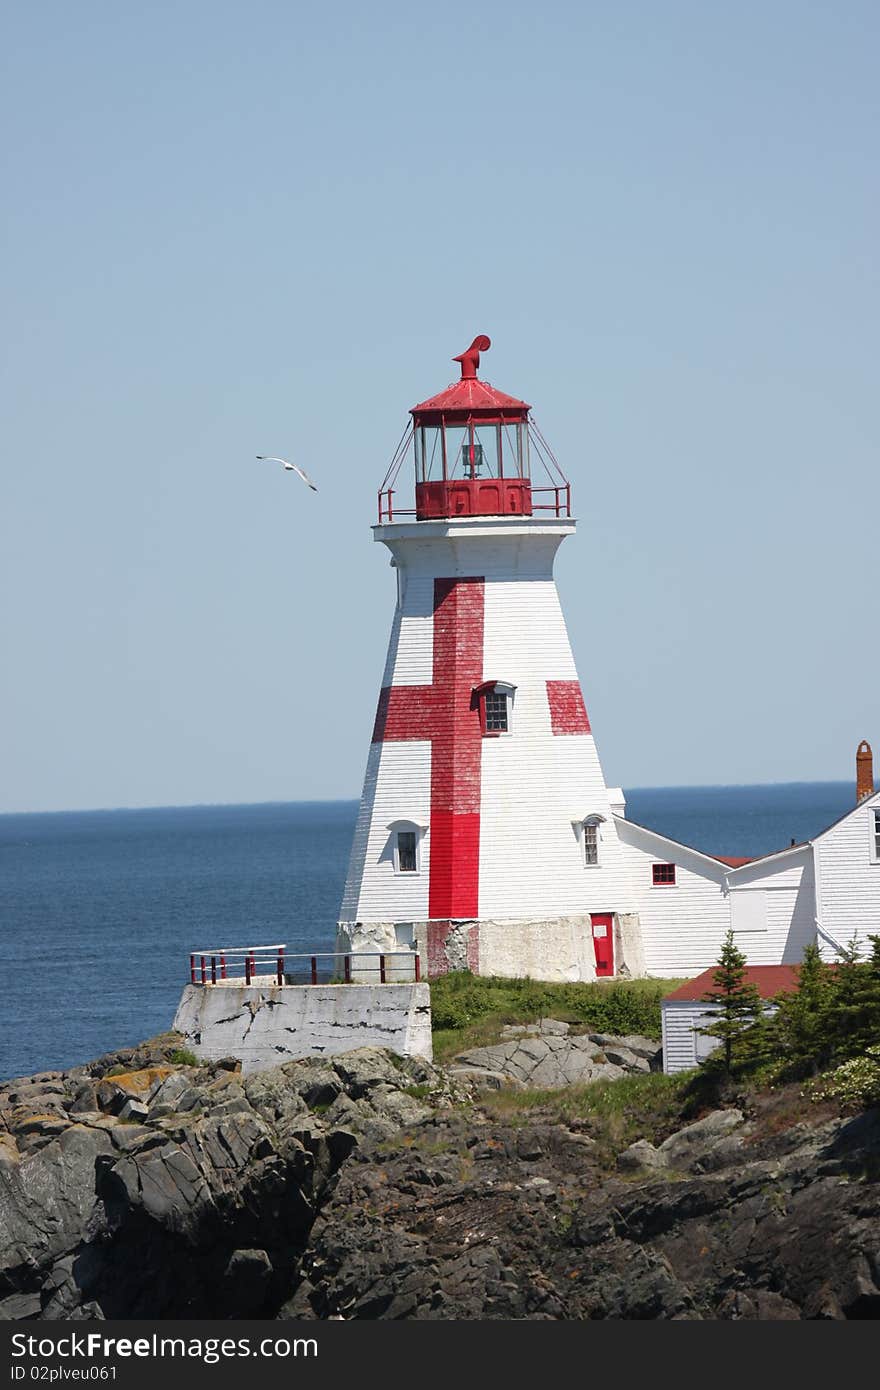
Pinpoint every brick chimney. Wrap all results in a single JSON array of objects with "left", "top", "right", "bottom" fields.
[{"left": 856, "top": 740, "right": 874, "bottom": 803}]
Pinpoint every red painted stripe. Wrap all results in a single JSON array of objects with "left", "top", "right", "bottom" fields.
[
  {"left": 372, "top": 577, "right": 485, "bottom": 920},
  {"left": 546, "top": 679, "right": 591, "bottom": 734}
]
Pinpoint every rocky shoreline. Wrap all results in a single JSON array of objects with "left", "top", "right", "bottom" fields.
[{"left": 2, "top": 1032, "right": 879, "bottom": 1320}]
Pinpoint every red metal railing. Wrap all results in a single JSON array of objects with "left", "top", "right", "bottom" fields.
[
  {"left": 377, "top": 489, "right": 416, "bottom": 523},
  {"left": 530, "top": 484, "right": 571, "bottom": 517},
  {"left": 380, "top": 483, "right": 571, "bottom": 521},
  {"left": 188, "top": 946, "right": 421, "bottom": 987}
]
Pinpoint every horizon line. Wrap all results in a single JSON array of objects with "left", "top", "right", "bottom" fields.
[{"left": 0, "top": 779, "right": 859, "bottom": 819}]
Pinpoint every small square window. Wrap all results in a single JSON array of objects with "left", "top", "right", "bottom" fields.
[
  {"left": 652, "top": 862, "right": 676, "bottom": 886},
  {"left": 397, "top": 831, "right": 417, "bottom": 873}
]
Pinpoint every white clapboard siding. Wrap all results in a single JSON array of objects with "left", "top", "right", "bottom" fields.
[
  {"left": 726, "top": 849, "right": 815, "bottom": 965},
  {"left": 479, "top": 577, "right": 632, "bottom": 919},
  {"left": 662, "top": 1002, "right": 720, "bottom": 1073},
  {"left": 814, "top": 791, "right": 880, "bottom": 958},
  {"left": 615, "top": 819, "right": 731, "bottom": 976}
]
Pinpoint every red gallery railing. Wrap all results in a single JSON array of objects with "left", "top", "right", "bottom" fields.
[
  {"left": 188, "top": 946, "right": 422, "bottom": 987},
  {"left": 378, "top": 484, "right": 570, "bottom": 522}
]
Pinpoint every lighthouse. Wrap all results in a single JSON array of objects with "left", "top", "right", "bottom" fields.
[{"left": 337, "top": 338, "right": 645, "bottom": 983}]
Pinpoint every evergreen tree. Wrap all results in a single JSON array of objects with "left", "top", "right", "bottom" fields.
[
  {"left": 823, "top": 934, "right": 880, "bottom": 1061},
  {"left": 698, "top": 930, "right": 764, "bottom": 1074},
  {"left": 772, "top": 943, "right": 835, "bottom": 1075}
]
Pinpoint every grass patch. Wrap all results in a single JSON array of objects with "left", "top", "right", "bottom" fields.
[
  {"left": 479, "top": 1071, "right": 695, "bottom": 1164},
  {"left": 429, "top": 972, "right": 683, "bottom": 1064},
  {"left": 169, "top": 1048, "right": 199, "bottom": 1068}
]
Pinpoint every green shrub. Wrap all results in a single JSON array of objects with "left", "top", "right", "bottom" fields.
[
  {"left": 169, "top": 1048, "right": 199, "bottom": 1067},
  {"left": 807, "top": 1047, "right": 880, "bottom": 1108},
  {"left": 429, "top": 972, "right": 680, "bottom": 1040}
]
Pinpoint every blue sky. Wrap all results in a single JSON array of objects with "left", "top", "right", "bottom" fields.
[{"left": 2, "top": 2, "right": 877, "bottom": 812}]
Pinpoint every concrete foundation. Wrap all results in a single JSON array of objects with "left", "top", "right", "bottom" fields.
[
  {"left": 337, "top": 912, "right": 646, "bottom": 983},
  {"left": 173, "top": 981, "right": 433, "bottom": 1075}
]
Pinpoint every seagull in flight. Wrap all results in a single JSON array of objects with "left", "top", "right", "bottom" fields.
[{"left": 256, "top": 456, "right": 318, "bottom": 491}]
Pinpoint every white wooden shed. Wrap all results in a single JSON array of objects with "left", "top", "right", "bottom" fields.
[{"left": 661, "top": 965, "right": 802, "bottom": 1074}]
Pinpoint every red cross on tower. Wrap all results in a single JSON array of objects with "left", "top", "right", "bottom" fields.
[{"left": 371, "top": 577, "right": 485, "bottom": 919}]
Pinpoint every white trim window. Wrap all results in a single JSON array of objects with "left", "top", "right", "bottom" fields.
[
  {"left": 475, "top": 681, "right": 516, "bottom": 736},
  {"left": 387, "top": 818, "right": 427, "bottom": 875},
  {"left": 873, "top": 809, "right": 880, "bottom": 863},
  {"left": 583, "top": 815, "right": 602, "bottom": 867},
  {"left": 396, "top": 830, "right": 418, "bottom": 873},
  {"left": 572, "top": 812, "right": 605, "bottom": 867}
]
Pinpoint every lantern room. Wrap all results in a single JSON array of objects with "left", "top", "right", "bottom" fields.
[{"left": 378, "top": 336, "right": 571, "bottom": 522}]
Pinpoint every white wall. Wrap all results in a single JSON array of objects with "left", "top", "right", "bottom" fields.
[
  {"left": 616, "top": 819, "right": 731, "bottom": 976},
  {"left": 726, "top": 849, "right": 816, "bottom": 964},
  {"left": 815, "top": 791, "right": 880, "bottom": 957},
  {"left": 173, "top": 982, "right": 433, "bottom": 1074},
  {"left": 478, "top": 575, "right": 633, "bottom": 920},
  {"left": 662, "top": 1001, "right": 719, "bottom": 1073}
]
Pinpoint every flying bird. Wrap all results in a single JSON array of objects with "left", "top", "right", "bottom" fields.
[{"left": 256, "top": 456, "right": 318, "bottom": 491}]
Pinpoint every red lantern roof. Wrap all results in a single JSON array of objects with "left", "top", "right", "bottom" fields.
[{"left": 410, "top": 336, "right": 530, "bottom": 425}]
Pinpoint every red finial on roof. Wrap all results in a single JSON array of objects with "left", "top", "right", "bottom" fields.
[{"left": 453, "top": 335, "right": 491, "bottom": 380}]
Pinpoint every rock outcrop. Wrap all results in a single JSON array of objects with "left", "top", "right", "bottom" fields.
[
  {"left": 0, "top": 1035, "right": 459, "bottom": 1320},
  {"left": 3, "top": 1032, "right": 879, "bottom": 1320},
  {"left": 447, "top": 1022, "right": 661, "bottom": 1089},
  {"left": 288, "top": 1101, "right": 880, "bottom": 1320}
]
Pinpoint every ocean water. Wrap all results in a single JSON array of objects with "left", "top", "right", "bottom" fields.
[{"left": 0, "top": 783, "right": 855, "bottom": 1082}]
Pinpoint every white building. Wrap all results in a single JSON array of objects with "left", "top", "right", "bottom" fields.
[
  {"left": 336, "top": 337, "right": 880, "bottom": 983},
  {"left": 661, "top": 965, "right": 801, "bottom": 1074},
  {"left": 617, "top": 779, "right": 879, "bottom": 977}
]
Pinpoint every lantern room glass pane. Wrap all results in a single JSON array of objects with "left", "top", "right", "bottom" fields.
[
  {"left": 416, "top": 427, "right": 443, "bottom": 482},
  {"left": 499, "top": 421, "right": 529, "bottom": 479},
  {"left": 445, "top": 424, "right": 503, "bottom": 479}
]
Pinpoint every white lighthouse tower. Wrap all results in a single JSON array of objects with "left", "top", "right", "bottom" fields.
[{"left": 337, "top": 338, "right": 645, "bottom": 982}]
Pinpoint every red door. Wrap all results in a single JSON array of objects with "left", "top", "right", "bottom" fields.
[{"left": 591, "top": 914, "right": 614, "bottom": 977}]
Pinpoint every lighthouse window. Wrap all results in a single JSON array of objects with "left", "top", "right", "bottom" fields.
[
  {"left": 484, "top": 690, "right": 509, "bottom": 732},
  {"left": 652, "top": 863, "right": 676, "bottom": 886},
  {"left": 583, "top": 821, "right": 599, "bottom": 866},
  {"left": 475, "top": 680, "right": 516, "bottom": 736},
  {"left": 396, "top": 831, "right": 418, "bottom": 873}
]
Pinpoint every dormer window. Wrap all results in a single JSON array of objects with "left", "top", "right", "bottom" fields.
[
  {"left": 573, "top": 812, "right": 605, "bottom": 866},
  {"left": 583, "top": 818, "right": 600, "bottom": 866},
  {"left": 387, "top": 818, "right": 427, "bottom": 875},
  {"left": 397, "top": 831, "right": 417, "bottom": 873},
  {"left": 474, "top": 681, "right": 516, "bottom": 736}
]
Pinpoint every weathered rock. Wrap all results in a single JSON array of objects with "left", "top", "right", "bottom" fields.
[
  {"left": 446, "top": 1067, "right": 520, "bottom": 1091},
  {"left": 589, "top": 1033, "right": 662, "bottom": 1062},
  {"left": 289, "top": 1098, "right": 880, "bottom": 1321},
  {"left": 538, "top": 1019, "right": 570, "bottom": 1036},
  {"left": 617, "top": 1139, "right": 669, "bottom": 1173},
  {"left": 331, "top": 1048, "right": 404, "bottom": 1096},
  {"left": 0, "top": 1042, "right": 451, "bottom": 1320},
  {"left": 449, "top": 1031, "right": 659, "bottom": 1089},
  {"left": 603, "top": 1046, "right": 649, "bottom": 1072},
  {"left": 223, "top": 1248, "right": 274, "bottom": 1314},
  {"left": 5, "top": 1034, "right": 879, "bottom": 1322},
  {"left": 117, "top": 1099, "right": 150, "bottom": 1123},
  {"left": 657, "top": 1110, "right": 745, "bottom": 1169}
]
